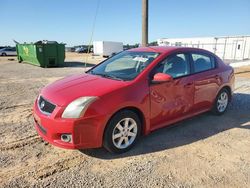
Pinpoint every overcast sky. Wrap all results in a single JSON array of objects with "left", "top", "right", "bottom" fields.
[{"left": 1, "top": 0, "right": 250, "bottom": 46}]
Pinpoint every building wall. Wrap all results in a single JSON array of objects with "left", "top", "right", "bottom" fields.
[{"left": 157, "top": 36, "right": 250, "bottom": 60}]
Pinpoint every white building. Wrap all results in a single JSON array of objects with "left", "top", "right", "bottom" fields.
[{"left": 157, "top": 36, "right": 250, "bottom": 60}]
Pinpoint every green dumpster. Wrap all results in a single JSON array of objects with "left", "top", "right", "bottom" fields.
[{"left": 17, "top": 41, "right": 65, "bottom": 67}]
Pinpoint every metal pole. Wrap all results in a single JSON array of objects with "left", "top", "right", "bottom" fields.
[
  {"left": 142, "top": 0, "right": 148, "bottom": 47},
  {"left": 233, "top": 39, "right": 238, "bottom": 61},
  {"left": 242, "top": 37, "right": 247, "bottom": 60},
  {"left": 214, "top": 37, "right": 218, "bottom": 54},
  {"left": 222, "top": 37, "right": 227, "bottom": 60}
]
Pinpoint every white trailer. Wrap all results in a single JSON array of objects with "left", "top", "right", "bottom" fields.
[
  {"left": 93, "top": 41, "right": 123, "bottom": 57},
  {"left": 157, "top": 35, "right": 250, "bottom": 61}
]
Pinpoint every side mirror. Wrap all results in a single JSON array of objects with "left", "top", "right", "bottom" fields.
[{"left": 151, "top": 73, "right": 173, "bottom": 84}]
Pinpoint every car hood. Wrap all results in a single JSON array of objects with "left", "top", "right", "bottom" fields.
[{"left": 40, "top": 73, "right": 129, "bottom": 106}]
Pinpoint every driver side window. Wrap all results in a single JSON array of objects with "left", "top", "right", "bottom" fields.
[{"left": 154, "top": 53, "right": 190, "bottom": 78}]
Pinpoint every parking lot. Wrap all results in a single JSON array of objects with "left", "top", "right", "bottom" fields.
[{"left": 0, "top": 55, "right": 250, "bottom": 187}]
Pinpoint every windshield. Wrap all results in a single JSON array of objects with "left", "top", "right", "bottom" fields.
[{"left": 87, "top": 51, "right": 159, "bottom": 81}]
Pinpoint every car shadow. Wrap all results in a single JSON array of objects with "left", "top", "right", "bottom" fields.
[
  {"left": 19, "top": 61, "right": 95, "bottom": 68},
  {"left": 62, "top": 61, "right": 95, "bottom": 68},
  {"left": 80, "top": 93, "right": 250, "bottom": 159}
]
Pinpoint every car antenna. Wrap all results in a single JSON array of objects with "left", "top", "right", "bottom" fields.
[{"left": 84, "top": 0, "right": 101, "bottom": 71}]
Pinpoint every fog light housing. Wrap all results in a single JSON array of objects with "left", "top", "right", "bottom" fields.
[{"left": 61, "top": 134, "right": 72, "bottom": 143}]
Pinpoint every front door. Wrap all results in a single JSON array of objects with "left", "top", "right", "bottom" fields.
[{"left": 149, "top": 53, "right": 194, "bottom": 130}]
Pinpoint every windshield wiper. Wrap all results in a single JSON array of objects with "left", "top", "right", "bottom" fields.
[
  {"left": 90, "top": 71, "right": 124, "bottom": 81},
  {"left": 104, "top": 74, "right": 124, "bottom": 81}
]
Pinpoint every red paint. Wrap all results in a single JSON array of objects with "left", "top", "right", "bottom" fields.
[
  {"left": 152, "top": 73, "right": 173, "bottom": 83},
  {"left": 33, "top": 47, "right": 234, "bottom": 149}
]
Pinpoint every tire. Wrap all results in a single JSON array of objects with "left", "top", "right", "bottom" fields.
[
  {"left": 1, "top": 52, "right": 7, "bottom": 56},
  {"left": 212, "top": 88, "right": 230, "bottom": 115},
  {"left": 103, "top": 110, "right": 141, "bottom": 153}
]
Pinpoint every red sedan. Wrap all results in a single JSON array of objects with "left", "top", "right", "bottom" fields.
[{"left": 33, "top": 47, "right": 234, "bottom": 153}]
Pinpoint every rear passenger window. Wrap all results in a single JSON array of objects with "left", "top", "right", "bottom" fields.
[{"left": 192, "top": 54, "right": 215, "bottom": 73}]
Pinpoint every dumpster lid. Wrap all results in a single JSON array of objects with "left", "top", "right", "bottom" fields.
[{"left": 35, "top": 40, "right": 59, "bottom": 44}]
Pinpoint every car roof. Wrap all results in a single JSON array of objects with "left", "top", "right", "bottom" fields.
[{"left": 128, "top": 46, "right": 211, "bottom": 55}]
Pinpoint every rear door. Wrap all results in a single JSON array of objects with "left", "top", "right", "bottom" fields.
[
  {"left": 149, "top": 53, "right": 195, "bottom": 130},
  {"left": 189, "top": 52, "right": 220, "bottom": 112}
]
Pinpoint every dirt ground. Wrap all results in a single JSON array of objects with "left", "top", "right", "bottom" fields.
[{"left": 0, "top": 53, "right": 250, "bottom": 187}]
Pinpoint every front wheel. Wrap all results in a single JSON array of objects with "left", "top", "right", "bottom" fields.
[
  {"left": 103, "top": 110, "right": 141, "bottom": 153},
  {"left": 212, "top": 88, "right": 230, "bottom": 115}
]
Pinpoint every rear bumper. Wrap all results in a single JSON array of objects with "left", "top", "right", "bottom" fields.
[{"left": 33, "top": 101, "right": 107, "bottom": 149}]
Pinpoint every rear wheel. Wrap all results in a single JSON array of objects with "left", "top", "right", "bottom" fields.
[
  {"left": 1, "top": 52, "right": 7, "bottom": 56},
  {"left": 212, "top": 88, "right": 229, "bottom": 115},
  {"left": 103, "top": 110, "right": 141, "bottom": 153}
]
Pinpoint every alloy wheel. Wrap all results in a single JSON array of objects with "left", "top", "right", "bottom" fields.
[
  {"left": 217, "top": 91, "right": 228, "bottom": 113},
  {"left": 112, "top": 118, "right": 138, "bottom": 149}
]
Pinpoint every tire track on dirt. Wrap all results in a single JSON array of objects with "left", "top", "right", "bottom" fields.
[
  {"left": 0, "top": 135, "right": 41, "bottom": 151},
  {"left": 33, "top": 155, "right": 84, "bottom": 180},
  {"left": 0, "top": 105, "right": 33, "bottom": 125},
  {"left": 0, "top": 103, "right": 31, "bottom": 110},
  {"left": 0, "top": 105, "right": 35, "bottom": 145},
  {"left": 1, "top": 154, "right": 85, "bottom": 186}
]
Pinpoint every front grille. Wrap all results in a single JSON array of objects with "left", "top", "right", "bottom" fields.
[{"left": 38, "top": 96, "right": 56, "bottom": 115}]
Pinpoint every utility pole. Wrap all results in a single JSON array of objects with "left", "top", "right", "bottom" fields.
[{"left": 142, "top": 0, "right": 148, "bottom": 47}]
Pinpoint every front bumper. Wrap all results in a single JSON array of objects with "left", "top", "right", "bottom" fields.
[{"left": 33, "top": 100, "right": 107, "bottom": 149}]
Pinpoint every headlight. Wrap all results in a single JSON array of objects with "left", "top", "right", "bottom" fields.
[{"left": 62, "top": 96, "right": 97, "bottom": 118}]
